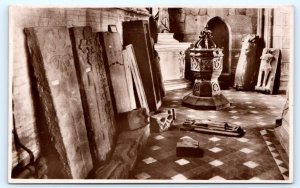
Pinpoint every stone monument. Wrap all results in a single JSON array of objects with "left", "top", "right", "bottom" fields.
[
  {"left": 154, "top": 8, "right": 192, "bottom": 91},
  {"left": 182, "top": 26, "right": 230, "bottom": 110}
]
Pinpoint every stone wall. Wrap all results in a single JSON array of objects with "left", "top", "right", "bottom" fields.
[
  {"left": 10, "top": 7, "right": 149, "bottom": 177},
  {"left": 272, "top": 7, "right": 292, "bottom": 93},
  {"left": 169, "top": 8, "right": 258, "bottom": 76}
]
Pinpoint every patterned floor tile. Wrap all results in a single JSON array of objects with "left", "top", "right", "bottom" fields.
[
  {"left": 240, "top": 148, "right": 254, "bottom": 154},
  {"left": 175, "top": 159, "right": 190, "bottom": 166},
  {"left": 150, "top": 145, "right": 161, "bottom": 151},
  {"left": 209, "top": 175, "right": 226, "bottom": 180},
  {"left": 278, "top": 166, "right": 288, "bottom": 174},
  {"left": 142, "top": 157, "right": 157, "bottom": 164},
  {"left": 243, "top": 161, "right": 259, "bottom": 169},
  {"left": 265, "top": 141, "right": 272, "bottom": 145},
  {"left": 171, "top": 174, "right": 188, "bottom": 180},
  {"left": 135, "top": 172, "right": 151, "bottom": 179},
  {"left": 236, "top": 137, "right": 249, "bottom": 143},
  {"left": 209, "top": 137, "right": 221, "bottom": 142},
  {"left": 274, "top": 158, "right": 283, "bottom": 165},
  {"left": 209, "top": 147, "right": 223, "bottom": 153},
  {"left": 250, "top": 177, "right": 262, "bottom": 180},
  {"left": 233, "top": 121, "right": 242, "bottom": 125},
  {"left": 209, "top": 160, "right": 224, "bottom": 167},
  {"left": 154, "top": 135, "right": 165, "bottom": 140},
  {"left": 131, "top": 89, "right": 288, "bottom": 180},
  {"left": 257, "top": 122, "right": 267, "bottom": 126}
]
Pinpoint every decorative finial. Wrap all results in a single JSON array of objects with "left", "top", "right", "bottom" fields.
[{"left": 194, "top": 26, "right": 216, "bottom": 49}]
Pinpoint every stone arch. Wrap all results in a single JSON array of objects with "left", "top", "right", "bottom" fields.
[{"left": 206, "top": 16, "right": 232, "bottom": 76}]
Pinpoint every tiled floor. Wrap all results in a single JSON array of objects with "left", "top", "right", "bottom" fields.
[{"left": 130, "top": 88, "right": 289, "bottom": 181}]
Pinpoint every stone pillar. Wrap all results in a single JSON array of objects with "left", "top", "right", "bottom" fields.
[{"left": 264, "top": 8, "right": 274, "bottom": 48}]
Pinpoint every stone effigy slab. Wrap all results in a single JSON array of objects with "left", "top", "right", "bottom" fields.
[
  {"left": 25, "top": 26, "right": 92, "bottom": 179},
  {"left": 99, "top": 32, "right": 137, "bottom": 113},
  {"left": 69, "top": 26, "right": 117, "bottom": 164}
]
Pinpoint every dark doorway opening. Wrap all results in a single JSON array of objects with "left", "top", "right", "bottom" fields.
[{"left": 206, "top": 17, "right": 231, "bottom": 77}]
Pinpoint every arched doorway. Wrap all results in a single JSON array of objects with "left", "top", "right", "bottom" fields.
[{"left": 206, "top": 17, "right": 231, "bottom": 77}]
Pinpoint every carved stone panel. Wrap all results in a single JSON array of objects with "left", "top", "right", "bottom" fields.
[
  {"left": 69, "top": 26, "right": 117, "bottom": 164},
  {"left": 255, "top": 48, "right": 280, "bottom": 94},
  {"left": 234, "top": 34, "right": 259, "bottom": 90},
  {"left": 99, "top": 32, "right": 137, "bottom": 113},
  {"left": 25, "top": 26, "right": 93, "bottom": 179}
]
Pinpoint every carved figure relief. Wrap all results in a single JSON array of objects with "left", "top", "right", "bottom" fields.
[
  {"left": 150, "top": 109, "right": 175, "bottom": 133},
  {"left": 178, "top": 51, "right": 186, "bottom": 78},
  {"left": 234, "top": 34, "right": 259, "bottom": 90},
  {"left": 69, "top": 26, "right": 117, "bottom": 164},
  {"left": 255, "top": 48, "right": 280, "bottom": 94},
  {"left": 25, "top": 26, "right": 93, "bottom": 179},
  {"left": 155, "top": 8, "right": 170, "bottom": 33}
]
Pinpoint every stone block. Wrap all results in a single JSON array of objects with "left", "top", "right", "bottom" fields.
[
  {"left": 283, "top": 26, "right": 290, "bottom": 36},
  {"left": 235, "top": 8, "right": 246, "bottom": 15},
  {"left": 199, "top": 8, "right": 207, "bottom": 16},
  {"left": 282, "top": 37, "right": 290, "bottom": 49},
  {"left": 207, "top": 8, "right": 227, "bottom": 17},
  {"left": 225, "top": 15, "right": 253, "bottom": 34},
  {"left": 281, "top": 49, "right": 290, "bottom": 62},
  {"left": 228, "top": 8, "right": 235, "bottom": 15},
  {"left": 185, "top": 15, "right": 208, "bottom": 33},
  {"left": 273, "top": 36, "right": 281, "bottom": 48},
  {"left": 273, "top": 26, "right": 283, "bottom": 37},
  {"left": 119, "top": 108, "right": 149, "bottom": 131},
  {"left": 189, "top": 8, "right": 200, "bottom": 16},
  {"left": 246, "top": 8, "right": 257, "bottom": 17},
  {"left": 150, "top": 109, "right": 175, "bottom": 133},
  {"left": 176, "top": 137, "right": 203, "bottom": 157}
]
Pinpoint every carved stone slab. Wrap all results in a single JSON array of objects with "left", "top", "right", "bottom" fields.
[
  {"left": 150, "top": 109, "right": 175, "bottom": 133},
  {"left": 123, "top": 20, "right": 162, "bottom": 112},
  {"left": 118, "top": 108, "right": 149, "bottom": 131},
  {"left": 92, "top": 125, "right": 150, "bottom": 179},
  {"left": 99, "top": 32, "right": 136, "bottom": 113},
  {"left": 123, "top": 44, "right": 149, "bottom": 112},
  {"left": 176, "top": 137, "right": 203, "bottom": 157},
  {"left": 25, "top": 27, "right": 92, "bottom": 179},
  {"left": 255, "top": 48, "right": 280, "bottom": 94},
  {"left": 234, "top": 34, "right": 259, "bottom": 90},
  {"left": 69, "top": 26, "right": 117, "bottom": 164}
]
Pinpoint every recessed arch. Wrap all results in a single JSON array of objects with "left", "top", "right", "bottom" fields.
[{"left": 206, "top": 16, "right": 232, "bottom": 75}]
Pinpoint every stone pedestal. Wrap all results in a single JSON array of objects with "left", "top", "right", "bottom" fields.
[
  {"left": 154, "top": 33, "right": 192, "bottom": 91},
  {"left": 182, "top": 49, "right": 230, "bottom": 110}
]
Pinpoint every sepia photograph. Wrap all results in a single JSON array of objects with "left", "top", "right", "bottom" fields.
[{"left": 8, "top": 5, "right": 293, "bottom": 183}]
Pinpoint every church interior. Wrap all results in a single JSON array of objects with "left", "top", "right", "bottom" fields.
[{"left": 10, "top": 7, "right": 292, "bottom": 181}]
